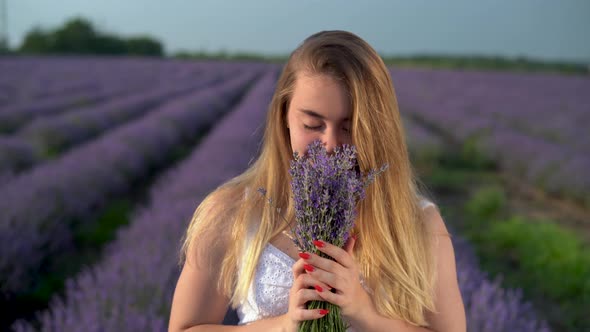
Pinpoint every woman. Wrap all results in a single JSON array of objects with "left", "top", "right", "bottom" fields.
[{"left": 168, "top": 30, "right": 466, "bottom": 331}]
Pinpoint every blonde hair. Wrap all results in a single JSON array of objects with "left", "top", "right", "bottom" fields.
[{"left": 180, "top": 30, "right": 442, "bottom": 327}]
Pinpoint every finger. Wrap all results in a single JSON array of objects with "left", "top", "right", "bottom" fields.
[
  {"left": 314, "top": 283, "right": 345, "bottom": 306},
  {"left": 303, "top": 263, "right": 341, "bottom": 291},
  {"left": 299, "top": 251, "right": 345, "bottom": 276},
  {"left": 312, "top": 239, "right": 354, "bottom": 268},
  {"left": 294, "top": 308, "right": 330, "bottom": 321},
  {"left": 294, "top": 288, "right": 324, "bottom": 307},
  {"left": 293, "top": 272, "right": 333, "bottom": 296},
  {"left": 291, "top": 258, "right": 307, "bottom": 279}
]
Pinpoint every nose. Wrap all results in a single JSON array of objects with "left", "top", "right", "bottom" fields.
[{"left": 323, "top": 128, "right": 341, "bottom": 154}]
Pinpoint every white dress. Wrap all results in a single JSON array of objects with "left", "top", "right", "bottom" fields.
[{"left": 236, "top": 198, "right": 437, "bottom": 329}]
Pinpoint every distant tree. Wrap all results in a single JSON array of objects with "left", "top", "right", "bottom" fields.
[
  {"left": 52, "top": 17, "right": 97, "bottom": 54},
  {"left": 18, "top": 16, "right": 165, "bottom": 56},
  {"left": 94, "top": 34, "right": 127, "bottom": 55},
  {"left": 0, "top": 40, "right": 10, "bottom": 54},
  {"left": 20, "top": 27, "right": 54, "bottom": 53},
  {"left": 126, "top": 36, "right": 163, "bottom": 56}
]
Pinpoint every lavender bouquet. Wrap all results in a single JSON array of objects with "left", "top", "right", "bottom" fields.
[{"left": 259, "top": 139, "right": 388, "bottom": 332}]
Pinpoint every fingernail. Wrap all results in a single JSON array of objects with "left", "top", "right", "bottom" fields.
[
  {"left": 352, "top": 234, "right": 358, "bottom": 241},
  {"left": 314, "top": 285, "right": 323, "bottom": 292},
  {"left": 303, "top": 264, "right": 314, "bottom": 272},
  {"left": 319, "top": 309, "right": 329, "bottom": 315},
  {"left": 298, "top": 252, "right": 310, "bottom": 260},
  {"left": 313, "top": 240, "right": 325, "bottom": 248}
]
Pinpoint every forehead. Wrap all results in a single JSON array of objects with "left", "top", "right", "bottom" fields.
[{"left": 290, "top": 73, "right": 351, "bottom": 120}]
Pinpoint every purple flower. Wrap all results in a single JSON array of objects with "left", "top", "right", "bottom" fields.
[
  {"left": 286, "top": 140, "right": 387, "bottom": 252},
  {"left": 259, "top": 139, "right": 387, "bottom": 332}
]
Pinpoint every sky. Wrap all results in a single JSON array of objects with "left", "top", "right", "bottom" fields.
[{"left": 4, "top": 0, "right": 590, "bottom": 64}]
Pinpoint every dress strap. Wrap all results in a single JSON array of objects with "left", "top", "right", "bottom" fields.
[{"left": 421, "top": 200, "right": 436, "bottom": 210}]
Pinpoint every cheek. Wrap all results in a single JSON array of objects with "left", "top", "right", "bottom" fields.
[{"left": 289, "top": 129, "right": 318, "bottom": 155}]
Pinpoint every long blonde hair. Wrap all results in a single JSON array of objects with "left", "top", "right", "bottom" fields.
[{"left": 180, "top": 30, "right": 441, "bottom": 327}]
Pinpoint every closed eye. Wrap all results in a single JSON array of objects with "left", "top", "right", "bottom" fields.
[
  {"left": 305, "top": 124, "right": 352, "bottom": 135},
  {"left": 304, "top": 124, "right": 323, "bottom": 131}
]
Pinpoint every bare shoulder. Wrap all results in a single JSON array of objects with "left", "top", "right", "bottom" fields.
[
  {"left": 186, "top": 185, "right": 244, "bottom": 265},
  {"left": 422, "top": 204, "right": 467, "bottom": 332},
  {"left": 168, "top": 186, "right": 243, "bottom": 331},
  {"left": 422, "top": 204, "right": 451, "bottom": 237}
]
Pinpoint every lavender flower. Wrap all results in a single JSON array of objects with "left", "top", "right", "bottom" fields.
[
  {"left": 260, "top": 139, "right": 388, "bottom": 332},
  {"left": 287, "top": 140, "right": 387, "bottom": 252}
]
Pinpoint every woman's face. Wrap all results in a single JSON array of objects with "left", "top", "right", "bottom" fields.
[{"left": 286, "top": 73, "right": 353, "bottom": 156}]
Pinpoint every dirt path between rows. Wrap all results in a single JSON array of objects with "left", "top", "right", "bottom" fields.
[{"left": 499, "top": 172, "right": 590, "bottom": 245}]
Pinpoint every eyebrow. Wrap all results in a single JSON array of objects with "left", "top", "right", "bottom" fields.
[{"left": 298, "top": 108, "right": 350, "bottom": 122}]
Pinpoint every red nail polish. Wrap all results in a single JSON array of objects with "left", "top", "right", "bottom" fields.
[
  {"left": 303, "top": 264, "right": 314, "bottom": 272},
  {"left": 313, "top": 240, "right": 325, "bottom": 248},
  {"left": 319, "top": 309, "right": 329, "bottom": 315},
  {"left": 352, "top": 234, "right": 358, "bottom": 241},
  {"left": 298, "top": 252, "right": 310, "bottom": 259},
  {"left": 314, "top": 285, "right": 323, "bottom": 292}
]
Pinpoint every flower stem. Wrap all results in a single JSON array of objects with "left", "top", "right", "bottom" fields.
[{"left": 298, "top": 300, "right": 347, "bottom": 332}]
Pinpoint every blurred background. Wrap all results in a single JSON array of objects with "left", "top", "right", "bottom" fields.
[{"left": 0, "top": 1, "right": 588, "bottom": 331}]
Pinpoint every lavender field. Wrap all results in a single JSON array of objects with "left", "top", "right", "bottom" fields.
[
  {"left": 392, "top": 67, "right": 590, "bottom": 208},
  {"left": 1, "top": 56, "right": 577, "bottom": 331}
]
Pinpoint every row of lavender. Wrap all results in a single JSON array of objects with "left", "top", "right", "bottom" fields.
[
  {"left": 0, "top": 62, "right": 265, "bottom": 297},
  {"left": 400, "top": 114, "right": 550, "bottom": 331},
  {"left": 392, "top": 67, "right": 590, "bottom": 207},
  {"left": 10, "top": 63, "right": 549, "bottom": 332},
  {"left": 402, "top": 114, "right": 446, "bottom": 162},
  {"left": 0, "top": 63, "right": 236, "bottom": 182},
  {"left": 9, "top": 67, "right": 282, "bottom": 331},
  {"left": 0, "top": 57, "right": 198, "bottom": 108},
  {"left": 0, "top": 59, "right": 206, "bottom": 133}
]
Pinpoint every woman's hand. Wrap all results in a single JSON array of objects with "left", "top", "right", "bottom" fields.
[
  {"left": 300, "top": 236, "right": 377, "bottom": 325},
  {"left": 282, "top": 250, "right": 335, "bottom": 331}
]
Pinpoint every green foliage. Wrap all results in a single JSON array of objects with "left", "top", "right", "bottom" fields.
[
  {"left": 18, "top": 17, "right": 163, "bottom": 56},
  {"left": 53, "top": 18, "right": 96, "bottom": 54},
  {"left": 407, "top": 141, "right": 444, "bottom": 166},
  {"left": 0, "top": 36, "right": 12, "bottom": 54},
  {"left": 464, "top": 185, "right": 506, "bottom": 222},
  {"left": 432, "top": 139, "right": 497, "bottom": 172},
  {"left": 380, "top": 54, "right": 589, "bottom": 76},
  {"left": 425, "top": 168, "right": 479, "bottom": 192},
  {"left": 172, "top": 51, "right": 589, "bottom": 75},
  {"left": 20, "top": 27, "right": 54, "bottom": 53},
  {"left": 93, "top": 34, "right": 128, "bottom": 55},
  {"left": 416, "top": 144, "right": 499, "bottom": 194},
  {"left": 416, "top": 138, "right": 498, "bottom": 194},
  {"left": 459, "top": 135, "right": 496, "bottom": 170},
  {"left": 174, "top": 49, "right": 285, "bottom": 62},
  {"left": 487, "top": 217, "right": 590, "bottom": 299},
  {"left": 74, "top": 199, "right": 132, "bottom": 246},
  {"left": 11, "top": 198, "right": 132, "bottom": 316},
  {"left": 126, "top": 36, "right": 163, "bottom": 56},
  {"left": 476, "top": 216, "right": 590, "bottom": 330},
  {"left": 460, "top": 184, "right": 590, "bottom": 330}
]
